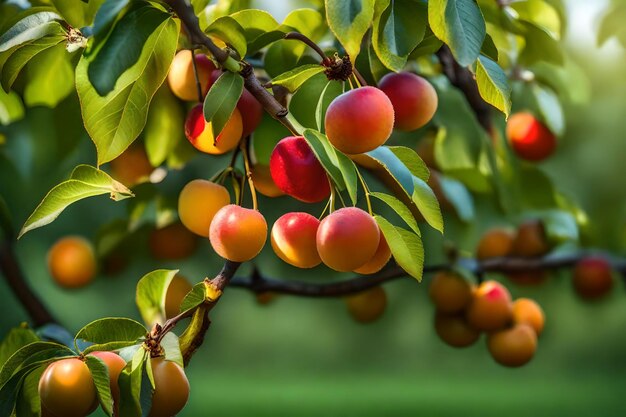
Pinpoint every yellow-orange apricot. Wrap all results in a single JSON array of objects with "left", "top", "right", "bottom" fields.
[
  {"left": 476, "top": 228, "right": 514, "bottom": 260},
  {"left": 511, "top": 219, "right": 550, "bottom": 257},
  {"left": 271, "top": 212, "right": 321, "bottom": 268},
  {"left": 512, "top": 298, "right": 545, "bottom": 335},
  {"left": 88, "top": 351, "right": 126, "bottom": 414},
  {"left": 378, "top": 72, "right": 438, "bottom": 131},
  {"left": 47, "top": 236, "right": 97, "bottom": 289},
  {"left": 165, "top": 275, "right": 193, "bottom": 319},
  {"left": 250, "top": 163, "right": 284, "bottom": 197},
  {"left": 573, "top": 256, "right": 614, "bottom": 300},
  {"left": 434, "top": 312, "right": 481, "bottom": 348},
  {"left": 149, "top": 222, "right": 198, "bottom": 260},
  {"left": 167, "top": 51, "right": 216, "bottom": 101},
  {"left": 429, "top": 271, "right": 474, "bottom": 314},
  {"left": 148, "top": 357, "right": 190, "bottom": 417},
  {"left": 487, "top": 323, "right": 537, "bottom": 367},
  {"left": 316, "top": 207, "right": 380, "bottom": 272},
  {"left": 209, "top": 205, "right": 267, "bottom": 262},
  {"left": 38, "top": 358, "right": 98, "bottom": 417},
  {"left": 178, "top": 179, "right": 230, "bottom": 237},
  {"left": 109, "top": 143, "right": 154, "bottom": 187},
  {"left": 184, "top": 105, "right": 243, "bottom": 155},
  {"left": 345, "top": 286, "right": 387, "bottom": 323},
  {"left": 466, "top": 280, "right": 513, "bottom": 331},
  {"left": 354, "top": 234, "right": 392, "bottom": 274}
]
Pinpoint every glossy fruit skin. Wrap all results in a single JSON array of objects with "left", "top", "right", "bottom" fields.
[
  {"left": 167, "top": 51, "right": 215, "bottom": 101},
  {"left": 378, "top": 72, "right": 438, "bottom": 131},
  {"left": 434, "top": 313, "right": 481, "bottom": 348},
  {"left": 109, "top": 143, "right": 153, "bottom": 186},
  {"left": 149, "top": 222, "right": 198, "bottom": 260},
  {"left": 512, "top": 298, "right": 545, "bottom": 335},
  {"left": 345, "top": 286, "right": 387, "bottom": 323},
  {"left": 250, "top": 163, "right": 284, "bottom": 198},
  {"left": 476, "top": 228, "right": 514, "bottom": 260},
  {"left": 269, "top": 136, "right": 330, "bottom": 203},
  {"left": 506, "top": 112, "right": 556, "bottom": 162},
  {"left": 466, "top": 280, "right": 513, "bottom": 331},
  {"left": 47, "top": 236, "right": 97, "bottom": 289},
  {"left": 316, "top": 207, "right": 380, "bottom": 272},
  {"left": 165, "top": 275, "right": 193, "bottom": 319},
  {"left": 38, "top": 358, "right": 98, "bottom": 417},
  {"left": 209, "top": 205, "right": 267, "bottom": 262},
  {"left": 573, "top": 257, "right": 614, "bottom": 300},
  {"left": 271, "top": 212, "right": 321, "bottom": 268},
  {"left": 511, "top": 220, "right": 550, "bottom": 257},
  {"left": 148, "top": 357, "right": 190, "bottom": 417},
  {"left": 354, "top": 234, "right": 391, "bottom": 274},
  {"left": 178, "top": 179, "right": 230, "bottom": 238},
  {"left": 237, "top": 89, "right": 263, "bottom": 136},
  {"left": 88, "top": 351, "right": 126, "bottom": 415},
  {"left": 487, "top": 324, "right": 538, "bottom": 367},
  {"left": 184, "top": 104, "right": 243, "bottom": 155},
  {"left": 324, "top": 86, "right": 395, "bottom": 154},
  {"left": 429, "top": 271, "right": 474, "bottom": 314}
]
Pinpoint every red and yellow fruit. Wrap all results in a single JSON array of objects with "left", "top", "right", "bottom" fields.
[
  {"left": 178, "top": 179, "right": 230, "bottom": 237},
  {"left": 109, "top": 143, "right": 154, "bottom": 187},
  {"left": 250, "top": 164, "right": 284, "bottom": 198},
  {"left": 345, "top": 286, "right": 387, "bottom": 323},
  {"left": 466, "top": 280, "right": 513, "bottom": 331},
  {"left": 476, "top": 228, "right": 514, "bottom": 260},
  {"left": 184, "top": 104, "right": 243, "bottom": 155},
  {"left": 148, "top": 357, "right": 190, "bottom": 417},
  {"left": 149, "top": 222, "right": 198, "bottom": 260},
  {"left": 167, "top": 51, "right": 216, "bottom": 101},
  {"left": 47, "top": 236, "right": 97, "bottom": 289},
  {"left": 237, "top": 89, "right": 263, "bottom": 137},
  {"left": 271, "top": 212, "right": 321, "bottom": 268},
  {"left": 378, "top": 72, "right": 438, "bottom": 131},
  {"left": 354, "top": 234, "right": 391, "bottom": 274},
  {"left": 506, "top": 112, "right": 556, "bottom": 162},
  {"left": 572, "top": 256, "right": 614, "bottom": 300},
  {"left": 38, "top": 358, "right": 98, "bottom": 417},
  {"left": 487, "top": 323, "right": 538, "bottom": 367},
  {"left": 429, "top": 271, "right": 474, "bottom": 314},
  {"left": 209, "top": 205, "right": 267, "bottom": 262},
  {"left": 512, "top": 298, "right": 545, "bottom": 335}
]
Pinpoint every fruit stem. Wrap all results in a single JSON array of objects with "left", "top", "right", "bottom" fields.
[
  {"left": 240, "top": 137, "right": 258, "bottom": 211},
  {"left": 190, "top": 51, "right": 204, "bottom": 103},
  {"left": 318, "top": 199, "right": 331, "bottom": 220},
  {"left": 284, "top": 32, "right": 327, "bottom": 61},
  {"left": 356, "top": 169, "right": 373, "bottom": 215},
  {"left": 329, "top": 184, "right": 336, "bottom": 213},
  {"left": 353, "top": 68, "right": 368, "bottom": 87}
]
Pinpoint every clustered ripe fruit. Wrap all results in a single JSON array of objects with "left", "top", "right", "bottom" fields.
[
  {"left": 108, "top": 143, "right": 154, "bottom": 187},
  {"left": 47, "top": 236, "right": 97, "bottom": 289},
  {"left": 506, "top": 112, "right": 557, "bottom": 162},
  {"left": 429, "top": 273, "right": 544, "bottom": 367},
  {"left": 572, "top": 256, "right": 614, "bottom": 300}
]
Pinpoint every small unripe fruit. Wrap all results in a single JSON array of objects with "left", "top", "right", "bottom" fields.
[
  {"left": 572, "top": 257, "right": 614, "bottom": 300},
  {"left": 149, "top": 222, "right": 198, "bottom": 260},
  {"left": 47, "top": 236, "right": 97, "bottom": 289},
  {"left": 378, "top": 72, "right": 438, "bottom": 131},
  {"left": 271, "top": 212, "right": 321, "bottom": 268},
  {"left": 185, "top": 104, "right": 243, "bottom": 155},
  {"left": 487, "top": 323, "right": 537, "bottom": 367},
  {"left": 178, "top": 179, "right": 230, "bottom": 237},
  {"left": 38, "top": 358, "right": 98, "bottom": 417},
  {"left": 209, "top": 205, "right": 267, "bottom": 262},
  {"left": 466, "top": 280, "right": 513, "bottom": 331},
  {"left": 88, "top": 351, "right": 126, "bottom": 415},
  {"left": 512, "top": 298, "right": 545, "bottom": 335},
  {"left": 354, "top": 234, "right": 391, "bottom": 274},
  {"left": 506, "top": 112, "right": 556, "bottom": 162},
  {"left": 434, "top": 313, "right": 481, "bottom": 348},
  {"left": 325, "top": 86, "right": 394, "bottom": 154},
  {"left": 109, "top": 143, "right": 154, "bottom": 187},
  {"left": 476, "top": 228, "right": 514, "bottom": 260},
  {"left": 250, "top": 164, "right": 284, "bottom": 198},
  {"left": 511, "top": 219, "right": 550, "bottom": 257},
  {"left": 167, "top": 51, "right": 216, "bottom": 101},
  {"left": 345, "top": 286, "right": 387, "bottom": 323},
  {"left": 316, "top": 207, "right": 380, "bottom": 272},
  {"left": 237, "top": 89, "right": 263, "bottom": 137},
  {"left": 148, "top": 357, "right": 190, "bottom": 417},
  {"left": 165, "top": 275, "right": 193, "bottom": 319},
  {"left": 429, "top": 271, "right": 474, "bottom": 314},
  {"left": 269, "top": 136, "right": 330, "bottom": 203}
]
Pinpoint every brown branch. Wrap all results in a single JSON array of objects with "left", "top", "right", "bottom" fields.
[{"left": 284, "top": 32, "right": 326, "bottom": 61}]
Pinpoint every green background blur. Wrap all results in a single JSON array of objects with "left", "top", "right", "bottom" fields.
[{"left": 2, "top": 1, "right": 626, "bottom": 416}]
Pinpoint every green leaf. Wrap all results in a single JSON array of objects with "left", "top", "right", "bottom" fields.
[
  {"left": 436, "top": 174, "right": 474, "bottom": 221},
  {"left": 0, "top": 87, "right": 23, "bottom": 124},
  {"left": 480, "top": 33, "right": 498, "bottom": 61},
  {"left": 19, "top": 165, "right": 134, "bottom": 238},
  {"left": 0, "top": 11, "right": 61, "bottom": 52},
  {"left": 229, "top": 9, "right": 284, "bottom": 53},
  {"left": 0, "top": 342, "right": 74, "bottom": 386},
  {"left": 160, "top": 333, "right": 183, "bottom": 368},
  {"left": 0, "top": 328, "right": 39, "bottom": 368},
  {"left": 0, "top": 362, "right": 43, "bottom": 416},
  {"left": 360, "top": 147, "right": 414, "bottom": 195},
  {"left": 24, "top": 43, "right": 73, "bottom": 108},
  {"left": 118, "top": 346, "right": 147, "bottom": 417},
  {"left": 510, "top": 0, "right": 561, "bottom": 40},
  {"left": 87, "top": 4, "right": 171, "bottom": 96},
  {"left": 75, "top": 318, "right": 146, "bottom": 354},
  {"left": 370, "top": 192, "right": 420, "bottom": 235},
  {"left": 136, "top": 269, "right": 179, "bottom": 327},
  {"left": 372, "top": 0, "right": 427, "bottom": 71},
  {"left": 205, "top": 16, "right": 247, "bottom": 58},
  {"left": 76, "top": 14, "right": 179, "bottom": 165},
  {"left": 412, "top": 176, "right": 443, "bottom": 233},
  {"left": 179, "top": 282, "right": 206, "bottom": 314},
  {"left": 428, "top": 0, "right": 486, "bottom": 66},
  {"left": 14, "top": 365, "right": 43, "bottom": 417},
  {"left": 517, "top": 21, "right": 563, "bottom": 66},
  {"left": 598, "top": 2, "right": 626, "bottom": 47},
  {"left": 475, "top": 55, "right": 511, "bottom": 117},
  {"left": 409, "top": 27, "right": 443, "bottom": 59},
  {"left": 92, "top": 0, "right": 130, "bottom": 38},
  {"left": 325, "top": 0, "right": 375, "bottom": 59},
  {"left": 289, "top": 73, "right": 342, "bottom": 130},
  {"left": 374, "top": 216, "right": 424, "bottom": 281},
  {"left": 301, "top": 129, "right": 347, "bottom": 191},
  {"left": 271, "top": 64, "right": 325, "bottom": 93},
  {"left": 540, "top": 209, "right": 578, "bottom": 245},
  {"left": 387, "top": 146, "right": 429, "bottom": 181},
  {"left": 52, "top": 0, "right": 104, "bottom": 28},
  {"left": 203, "top": 70, "right": 244, "bottom": 139},
  {"left": 144, "top": 86, "right": 185, "bottom": 166},
  {"left": 531, "top": 83, "right": 564, "bottom": 136},
  {"left": 85, "top": 355, "right": 114, "bottom": 417}
]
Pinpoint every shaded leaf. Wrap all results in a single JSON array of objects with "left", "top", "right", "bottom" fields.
[
  {"left": 203, "top": 70, "right": 244, "bottom": 139},
  {"left": 271, "top": 64, "right": 325, "bottom": 93},
  {"left": 85, "top": 355, "right": 114, "bottom": 417},
  {"left": 475, "top": 55, "right": 511, "bottom": 117},
  {"left": 135, "top": 269, "right": 179, "bottom": 327},
  {"left": 75, "top": 318, "right": 146, "bottom": 354},
  {"left": 325, "top": 0, "right": 375, "bottom": 59},
  {"left": 374, "top": 216, "right": 424, "bottom": 281},
  {"left": 370, "top": 192, "right": 421, "bottom": 234},
  {"left": 412, "top": 176, "right": 443, "bottom": 233}
]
